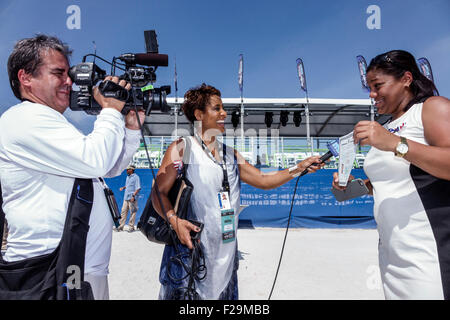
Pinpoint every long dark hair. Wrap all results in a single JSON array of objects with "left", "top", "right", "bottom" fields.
[{"left": 367, "top": 50, "right": 439, "bottom": 109}]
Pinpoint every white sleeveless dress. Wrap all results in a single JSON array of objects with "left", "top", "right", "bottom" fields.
[
  {"left": 184, "top": 136, "right": 241, "bottom": 299},
  {"left": 363, "top": 102, "right": 450, "bottom": 299}
]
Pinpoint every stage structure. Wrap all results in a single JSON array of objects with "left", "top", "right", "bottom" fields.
[{"left": 143, "top": 97, "right": 386, "bottom": 138}]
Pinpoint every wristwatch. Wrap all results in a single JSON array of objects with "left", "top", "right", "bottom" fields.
[{"left": 395, "top": 136, "right": 409, "bottom": 158}]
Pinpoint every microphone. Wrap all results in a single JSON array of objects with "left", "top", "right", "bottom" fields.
[
  {"left": 292, "top": 139, "right": 340, "bottom": 177},
  {"left": 118, "top": 53, "right": 169, "bottom": 67}
]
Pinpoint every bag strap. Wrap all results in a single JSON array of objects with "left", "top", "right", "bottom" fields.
[
  {"left": 0, "top": 183, "right": 5, "bottom": 262},
  {"left": 181, "top": 136, "right": 192, "bottom": 173},
  {"left": 55, "top": 178, "right": 93, "bottom": 299},
  {"left": 0, "top": 178, "right": 93, "bottom": 299}
]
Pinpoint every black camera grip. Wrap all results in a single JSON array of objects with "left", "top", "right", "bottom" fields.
[{"left": 98, "top": 80, "right": 130, "bottom": 102}]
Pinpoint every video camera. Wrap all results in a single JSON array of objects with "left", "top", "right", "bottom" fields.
[{"left": 69, "top": 30, "right": 171, "bottom": 116}]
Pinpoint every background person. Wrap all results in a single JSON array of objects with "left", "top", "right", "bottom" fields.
[
  {"left": 152, "top": 83, "right": 324, "bottom": 300},
  {"left": 332, "top": 50, "right": 450, "bottom": 300},
  {"left": 0, "top": 34, "right": 145, "bottom": 299},
  {"left": 117, "top": 165, "right": 141, "bottom": 232}
]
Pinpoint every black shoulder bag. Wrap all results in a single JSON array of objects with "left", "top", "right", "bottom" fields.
[
  {"left": 0, "top": 179, "right": 95, "bottom": 300},
  {"left": 138, "top": 137, "right": 194, "bottom": 246}
]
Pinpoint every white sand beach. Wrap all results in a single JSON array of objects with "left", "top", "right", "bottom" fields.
[{"left": 109, "top": 227, "right": 384, "bottom": 300}]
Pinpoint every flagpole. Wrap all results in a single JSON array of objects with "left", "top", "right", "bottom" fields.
[
  {"left": 305, "top": 91, "right": 312, "bottom": 155},
  {"left": 239, "top": 54, "right": 244, "bottom": 152},
  {"left": 296, "top": 58, "right": 312, "bottom": 155},
  {"left": 174, "top": 57, "right": 178, "bottom": 138},
  {"left": 356, "top": 55, "right": 374, "bottom": 121}
]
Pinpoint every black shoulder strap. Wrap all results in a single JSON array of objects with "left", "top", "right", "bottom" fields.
[
  {"left": 55, "top": 178, "right": 94, "bottom": 299},
  {"left": 182, "top": 136, "right": 192, "bottom": 173},
  {"left": 0, "top": 183, "right": 5, "bottom": 252},
  {"left": 0, "top": 178, "right": 93, "bottom": 299}
]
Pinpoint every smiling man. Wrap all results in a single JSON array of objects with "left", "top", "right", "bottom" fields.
[{"left": 0, "top": 34, "right": 145, "bottom": 299}]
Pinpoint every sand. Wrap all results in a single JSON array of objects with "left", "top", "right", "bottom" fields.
[{"left": 108, "top": 227, "right": 384, "bottom": 300}]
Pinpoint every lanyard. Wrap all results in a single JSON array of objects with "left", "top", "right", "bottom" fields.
[{"left": 193, "top": 133, "right": 230, "bottom": 193}]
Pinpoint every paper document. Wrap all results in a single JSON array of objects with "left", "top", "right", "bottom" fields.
[{"left": 338, "top": 131, "right": 356, "bottom": 187}]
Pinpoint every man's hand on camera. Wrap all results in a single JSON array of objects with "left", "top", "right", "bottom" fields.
[
  {"left": 125, "top": 109, "right": 146, "bottom": 130},
  {"left": 93, "top": 76, "right": 131, "bottom": 113}
]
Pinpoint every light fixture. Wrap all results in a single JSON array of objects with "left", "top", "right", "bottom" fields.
[
  {"left": 293, "top": 111, "right": 302, "bottom": 127},
  {"left": 264, "top": 112, "right": 273, "bottom": 128},
  {"left": 280, "top": 111, "right": 289, "bottom": 127},
  {"left": 231, "top": 110, "right": 240, "bottom": 129}
]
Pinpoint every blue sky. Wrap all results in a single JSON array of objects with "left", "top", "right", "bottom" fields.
[{"left": 1, "top": 0, "right": 449, "bottom": 132}]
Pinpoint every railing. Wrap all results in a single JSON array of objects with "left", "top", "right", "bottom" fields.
[{"left": 132, "top": 136, "right": 371, "bottom": 169}]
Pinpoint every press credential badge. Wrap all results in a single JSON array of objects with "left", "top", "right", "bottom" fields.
[{"left": 218, "top": 191, "right": 235, "bottom": 243}]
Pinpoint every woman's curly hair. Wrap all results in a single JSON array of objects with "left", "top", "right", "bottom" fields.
[{"left": 182, "top": 83, "right": 221, "bottom": 123}]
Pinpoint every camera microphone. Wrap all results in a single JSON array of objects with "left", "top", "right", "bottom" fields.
[
  {"left": 296, "top": 139, "right": 340, "bottom": 177},
  {"left": 118, "top": 53, "right": 169, "bottom": 67}
]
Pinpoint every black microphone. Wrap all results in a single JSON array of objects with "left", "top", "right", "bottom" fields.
[
  {"left": 118, "top": 53, "right": 169, "bottom": 67},
  {"left": 298, "top": 139, "right": 340, "bottom": 177}
]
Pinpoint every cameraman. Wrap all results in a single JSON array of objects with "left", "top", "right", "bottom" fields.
[{"left": 0, "top": 34, "right": 145, "bottom": 299}]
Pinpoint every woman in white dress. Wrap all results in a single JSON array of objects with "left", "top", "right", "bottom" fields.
[
  {"left": 153, "top": 83, "right": 324, "bottom": 300},
  {"left": 333, "top": 50, "right": 450, "bottom": 299}
]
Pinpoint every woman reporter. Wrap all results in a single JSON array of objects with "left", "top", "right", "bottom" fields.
[
  {"left": 153, "top": 83, "right": 324, "bottom": 300},
  {"left": 332, "top": 50, "right": 450, "bottom": 299}
]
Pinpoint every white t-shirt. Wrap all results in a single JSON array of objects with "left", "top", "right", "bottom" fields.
[{"left": 0, "top": 101, "right": 141, "bottom": 276}]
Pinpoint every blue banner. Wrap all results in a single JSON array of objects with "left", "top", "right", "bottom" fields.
[
  {"left": 356, "top": 55, "right": 370, "bottom": 92},
  {"left": 238, "top": 54, "right": 244, "bottom": 93},
  {"left": 296, "top": 58, "right": 307, "bottom": 93},
  {"left": 105, "top": 168, "right": 375, "bottom": 229},
  {"left": 174, "top": 57, "right": 178, "bottom": 93},
  {"left": 417, "top": 57, "right": 434, "bottom": 83},
  {"left": 239, "top": 168, "right": 375, "bottom": 228}
]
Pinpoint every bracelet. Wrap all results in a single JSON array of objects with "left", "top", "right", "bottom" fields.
[
  {"left": 167, "top": 213, "right": 177, "bottom": 222},
  {"left": 288, "top": 165, "right": 301, "bottom": 177}
]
